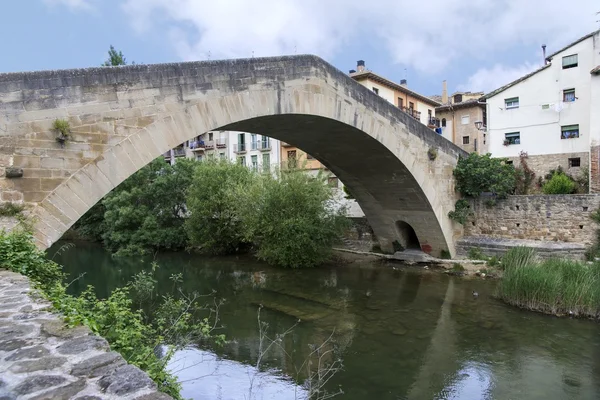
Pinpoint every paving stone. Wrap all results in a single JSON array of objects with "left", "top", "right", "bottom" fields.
[
  {"left": 29, "top": 379, "right": 86, "bottom": 400},
  {"left": 41, "top": 320, "right": 89, "bottom": 339},
  {"left": 5, "top": 345, "right": 50, "bottom": 361},
  {"left": 57, "top": 335, "right": 108, "bottom": 355},
  {"left": 9, "top": 356, "right": 67, "bottom": 373},
  {"left": 98, "top": 364, "right": 155, "bottom": 396},
  {"left": 13, "top": 375, "right": 67, "bottom": 396},
  {"left": 71, "top": 351, "right": 125, "bottom": 377},
  {"left": 0, "top": 323, "right": 35, "bottom": 340},
  {"left": 134, "top": 392, "right": 173, "bottom": 400},
  {"left": 0, "top": 339, "right": 33, "bottom": 351}
]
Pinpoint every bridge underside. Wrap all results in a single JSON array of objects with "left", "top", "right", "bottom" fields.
[{"left": 0, "top": 55, "right": 465, "bottom": 256}]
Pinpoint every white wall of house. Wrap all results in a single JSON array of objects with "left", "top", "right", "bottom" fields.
[
  {"left": 487, "top": 34, "right": 598, "bottom": 158},
  {"left": 356, "top": 80, "right": 395, "bottom": 104},
  {"left": 226, "top": 131, "right": 280, "bottom": 171},
  {"left": 417, "top": 102, "right": 435, "bottom": 125}
]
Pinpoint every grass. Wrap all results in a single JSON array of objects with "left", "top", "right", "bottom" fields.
[
  {"left": 0, "top": 202, "right": 25, "bottom": 217},
  {"left": 497, "top": 247, "right": 600, "bottom": 318}
]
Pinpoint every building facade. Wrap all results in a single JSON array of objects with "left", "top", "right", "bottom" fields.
[
  {"left": 485, "top": 30, "right": 600, "bottom": 189},
  {"left": 349, "top": 61, "right": 441, "bottom": 127},
  {"left": 435, "top": 87, "right": 487, "bottom": 154}
]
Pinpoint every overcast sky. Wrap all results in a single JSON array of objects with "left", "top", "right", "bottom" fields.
[{"left": 1, "top": 1, "right": 598, "bottom": 96}]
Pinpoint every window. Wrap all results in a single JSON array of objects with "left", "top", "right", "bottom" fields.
[
  {"left": 462, "top": 136, "right": 470, "bottom": 145},
  {"left": 562, "top": 54, "right": 578, "bottom": 69},
  {"left": 208, "top": 132, "right": 214, "bottom": 141},
  {"left": 563, "top": 88, "right": 576, "bottom": 102},
  {"left": 250, "top": 133, "right": 258, "bottom": 150},
  {"left": 461, "top": 115, "right": 470, "bottom": 125},
  {"left": 409, "top": 102, "right": 415, "bottom": 110},
  {"left": 372, "top": 87, "right": 379, "bottom": 95},
  {"left": 504, "top": 132, "right": 520, "bottom": 145},
  {"left": 542, "top": 104, "right": 550, "bottom": 110},
  {"left": 561, "top": 124, "right": 579, "bottom": 139},
  {"left": 251, "top": 155, "right": 258, "bottom": 171},
  {"left": 454, "top": 94, "right": 463, "bottom": 103},
  {"left": 219, "top": 152, "right": 226, "bottom": 159},
  {"left": 287, "top": 150, "right": 297, "bottom": 168},
  {"left": 328, "top": 177, "right": 339, "bottom": 188},
  {"left": 428, "top": 109, "right": 432, "bottom": 117},
  {"left": 441, "top": 118, "right": 447, "bottom": 127},
  {"left": 398, "top": 97, "right": 404, "bottom": 108},
  {"left": 569, "top": 157, "right": 581, "bottom": 168},
  {"left": 505, "top": 97, "right": 519, "bottom": 109},
  {"left": 483, "top": 133, "right": 486, "bottom": 145},
  {"left": 262, "top": 153, "right": 270, "bottom": 172},
  {"left": 506, "top": 160, "right": 514, "bottom": 165},
  {"left": 238, "top": 156, "right": 245, "bottom": 166}
]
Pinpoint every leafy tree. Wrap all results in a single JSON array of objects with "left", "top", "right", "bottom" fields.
[
  {"left": 101, "top": 158, "right": 196, "bottom": 256},
  {"left": 72, "top": 202, "right": 105, "bottom": 241},
  {"left": 102, "top": 45, "right": 127, "bottom": 66},
  {"left": 453, "top": 153, "right": 516, "bottom": 198},
  {"left": 185, "top": 159, "right": 256, "bottom": 255},
  {"left": 241, "top": 168, "right": 349, "bottom": 268},
  {"left": 542, "top": 171, "right": 575, "bottom": 194}
]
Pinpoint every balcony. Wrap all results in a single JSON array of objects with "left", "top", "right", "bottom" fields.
[
  {"left": 234, "top": 143, "right": 247, "bottom": 153},
  {"left": 259, "top": 139, "right": 271, "bottom": 151},
  {"left": 427, "top": 118, "right": 440, "bottom": 128},
  {"left": 402, "top": 107, "right": 421, "bottom": 120},
  {"left": 250, "top": 141, "right": 259, "bottom": 151},
  {"left": 216, "top": 138, "right": 227, "bottom": 149},
  {"left": 189, "top": 140, "right": 205, "bottom": 151},
  {"left": 164, "top": 147, "right": 186, "bottom": 159}
]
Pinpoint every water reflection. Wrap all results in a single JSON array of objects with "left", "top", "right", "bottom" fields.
[{"left": 53, "top": 241, "right": 600, "bottom": 400}]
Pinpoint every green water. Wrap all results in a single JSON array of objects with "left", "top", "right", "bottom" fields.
[{"left": 52, "top": 241, "right": 600, "bottom": 400}]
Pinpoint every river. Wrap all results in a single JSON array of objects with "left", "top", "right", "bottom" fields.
[{"left": 50, "top": 241, "right": 600, "bottom": 400}]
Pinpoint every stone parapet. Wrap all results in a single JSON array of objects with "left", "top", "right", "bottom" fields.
[{"left": 0, "top": 269, "right": 172, "bottom": 400}]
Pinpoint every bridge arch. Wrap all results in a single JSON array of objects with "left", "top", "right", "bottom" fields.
[{"left": 0, "top": 55, "right": 465, "bottom": 256}]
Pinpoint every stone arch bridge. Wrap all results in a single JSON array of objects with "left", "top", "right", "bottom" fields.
[{"left": 0, "top": 55, "right": 466, "bottom": 256}]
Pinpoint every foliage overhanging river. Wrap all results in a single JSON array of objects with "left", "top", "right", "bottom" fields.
[{"left": 51, "top": 241, "right": 600, "bottom": 400}]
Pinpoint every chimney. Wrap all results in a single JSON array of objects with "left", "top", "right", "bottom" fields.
[
  {"left": 400, "top": 79, "right": 407, "bottom": 87},
  {"left": 442, "top": 80, "right": 448, "bottom": 104},
  {"left": 349, "top": 69, "right": 356, "bottom": 74},
  {"left": 357, "top": 60, "right": 365, "bottom": 73},
  {"left": 542, "top": 44, "right": 547, "bottom": 65}
]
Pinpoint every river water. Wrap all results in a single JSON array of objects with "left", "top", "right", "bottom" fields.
[{"left": 51, "top": 241, "right": 600, "bottom": 400}]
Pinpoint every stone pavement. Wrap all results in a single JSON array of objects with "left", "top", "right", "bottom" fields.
[{"left": 0, "top": 270, "right": 172, "bottom": 400}]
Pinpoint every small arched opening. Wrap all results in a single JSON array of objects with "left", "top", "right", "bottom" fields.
[{"left": 394, "top": 221, "right": 421, "bottom": 251}]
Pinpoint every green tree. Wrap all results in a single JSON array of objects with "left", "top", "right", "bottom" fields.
[
  {"left": 453, "top": 153, "right": 516, "bottom": 198},
  {"left": 542, "top": 171, "right": 575, "bottom": 194},
  {"left": 102, "top": 45, "right": 127, "bottom": 66},
  {"left": 102, "top": 158, "right": 196, "bottom": 256},
  {"left": 185, "top": 159, "right": 257, "bottom": 255},
  {"left": 242, "top": 169, "right": 349, "bottom": 268}
]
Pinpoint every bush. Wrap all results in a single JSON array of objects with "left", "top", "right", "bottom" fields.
[
  {"left": 241, "top": 168, "right": 349, "bottom": 268},
  {"left": 542, "top": 172, "right": 575, "bottom": 194},
  {"left": 0, "top": 202, "right": 25, "bottom": 217},
  {"left": 453, "top": 153, "right": 516, "bottom": 198},
  {"left": 448, "top": 199, "right": 471, "bottom": 225},
  {"left": 185, "top": 159, "right": 256, "bottom": 255}
]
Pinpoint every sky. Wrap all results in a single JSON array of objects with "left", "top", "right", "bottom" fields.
[{"left": 1, "top": 0, "right": 599, "bottom": 97}]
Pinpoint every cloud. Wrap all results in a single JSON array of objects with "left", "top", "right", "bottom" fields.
[
  {"left": 42, "top": 0, "right": 94, "bottom": 11},
  {"left": 458, "top": 62, "right": 539, "bottom": 93},
  {"left": 121, "top": 0, "right": 599, "bottom": 75}
]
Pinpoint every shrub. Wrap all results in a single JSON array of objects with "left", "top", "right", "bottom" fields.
[
  {"left": 468, "top": 247, "right": 486, "bottom": 260},
  {"left": 0, "top": 202, "right": 25, "bottom": 217},
  {"left": 453, "top": 153, "right": 516, "bottom": 198},
  {"left": 448, "top": 199, "right": 471, "bottom": 225},
  {"left": 514, "top": 151, "right": 536, "bottom": 195},
  {"left": 440, "top": 249, "right": 452, "bottom": 260},
  {"left": 542, "top": 172, "right": 575, "bottom": 194}
]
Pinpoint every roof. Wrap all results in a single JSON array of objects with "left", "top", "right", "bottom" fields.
[
  {"left": 545, "top": 29, "right": 600, "bottom": 61},
  {"left": 350, "top": 70, "right": 441, "bottom": 106},
  {"left": 592, "top": 65, "right": 600, "bottom": 75},
  {"left": 435, "top": 98, "right": 485, "bottom": 112},
  {"left": 483, "top": 64, "right": 551, "bottom": 100}
]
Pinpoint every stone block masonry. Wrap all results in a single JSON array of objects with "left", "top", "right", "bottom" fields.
[
  {"left": 465, "top": 194, "right": 600, "bottom": 245},
  {"left": 506, "top": 152, "right": 589, "bottom": 186},
  {"left": 0, "top": 269, "right": 173, "bottom": 400}
]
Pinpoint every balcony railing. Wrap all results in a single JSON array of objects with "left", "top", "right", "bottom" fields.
[
  {"left": 250, "top": 141, "right": 259, "bottom": 151},
  {"left": 259, "top": 139, "right": 271, "bottom": 151},
  {"left": 165, "top": 147, "right": 186, "bottom": 158},
  {"left": 189, "top": 140, "right": 205, "bottom": 151},
  {"left": 216, "top": 138, "right": 227, "bottom": 148},
  {"left": 428, "top": 117, "right": 440, "bottom": 128},
  {"left": 402, "top": 107, "right": 421, "bottom": 120},
  {"left": 234, "top": 143, "right": 247, "bottom": 153}
]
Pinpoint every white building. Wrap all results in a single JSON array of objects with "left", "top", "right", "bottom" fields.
[{"left": 485, "top": 29, "right": 600, "bottom": 190}]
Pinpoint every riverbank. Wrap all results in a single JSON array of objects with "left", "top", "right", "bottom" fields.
[{"left": 0, "top": 269, "right": 172, "bottom": 399}]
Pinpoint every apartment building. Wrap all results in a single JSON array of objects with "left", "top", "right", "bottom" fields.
[
  {"left": 485, "top": 29, "right": 600, "bottom": 190},
  {"left": 435, "top": 84, "right": 487, "bottom": 153},
  {"left": 349, "top": 60, "right": 441, "bottom": 127}
]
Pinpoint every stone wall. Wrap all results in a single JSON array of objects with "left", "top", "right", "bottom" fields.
[
  {"left": 465, "top": 194, "right": 600, "bottom": 245},
  {"left": 506, "top": 152, "right": 589, "bottom": 185},
  {"left": 0, "top": 270, "right": 172, "bottom": 400}
]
